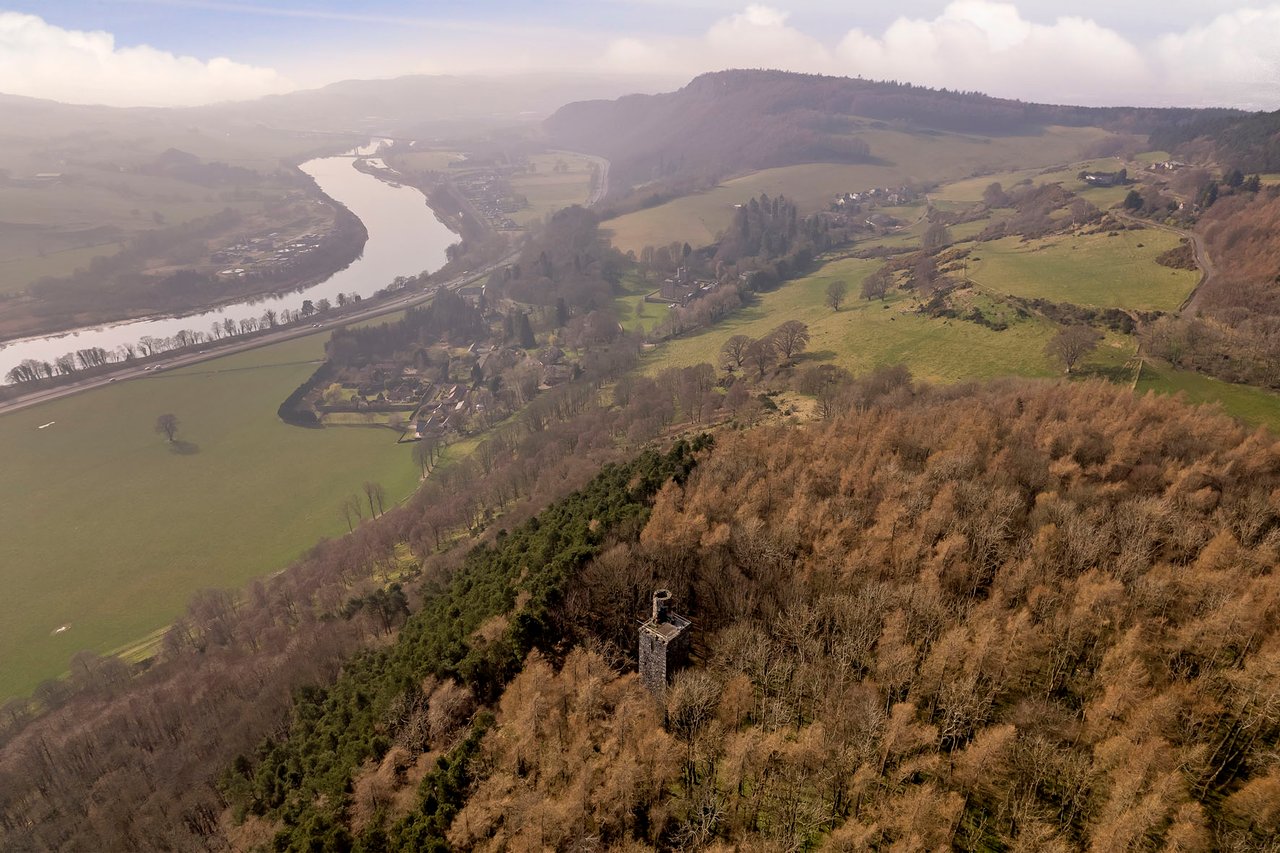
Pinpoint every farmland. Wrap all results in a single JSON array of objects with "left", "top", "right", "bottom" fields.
[
  {"left": 0, "top": 331, "right": 427, "bottom": 699},
  {"left": 508, "top": 152, "right": 596, "bottom": 225},
  {"left": 603, "top": 125, "right": 1116, "bottom": 252},
  {"left": 968, "top": 228, "right": 1199, "bottom": 311},
  {"left": 640, "top": 256, "right": 1132, "bottom": 382}
]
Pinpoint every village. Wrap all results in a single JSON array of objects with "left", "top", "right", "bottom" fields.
[{"left": 294, "top": 281, "right": 586, "bottom": 442}]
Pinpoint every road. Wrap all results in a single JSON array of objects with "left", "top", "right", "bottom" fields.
[
  {"left": 1112, "top": 210, "right": 1214, "bottom": 314},
  {"left": 0, "top": 253, "right": 518, "bottom": 418},
  {"left": 0, "top": 150, "right": 613, "bottom": 419},
  {"left": 585, "top": 154, "right": 610, "bottom": 207}
]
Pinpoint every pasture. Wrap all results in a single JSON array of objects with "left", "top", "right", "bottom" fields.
[
  {"left": 508, "top": 152, "right": 596, "bottom": 225},
  {"left": 0, "top": 331, "right": 425, "bottom": 699},
  {"left": 967, "top": 228, "right": 1198, "bottom": 311},
  {"left": 1137, "top": 362, "right": 1280, "bottom": 433},
  {"left": 641, "top": 257, "right": 1132, "bottom": 383},
  {"left": 603, "top": 125, "right": 1117, "bottom": 252}
]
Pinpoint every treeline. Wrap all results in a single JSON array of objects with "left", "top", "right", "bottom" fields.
[
  {"left": 325, "top": 291, "right": 488, "bottom": 366},
  {"left": 455, "top": 380, "right": 1280, "bottom": 851},
  {"left": 1151, "top": 109, "right": 1280, "bottom": 173},
  {"left": 5, "top": 292, "right": 365, "bottom": 387},
  {"left": 549, "top": 69, "right": 1228, "bottom": 196}
]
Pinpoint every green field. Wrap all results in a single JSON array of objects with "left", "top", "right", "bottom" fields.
[
  {"left": 968, "top": 228, "right": 1199, "bottom": 311},
  {"left": 0, "top": 332, "right": 425, "bottom": 699},
  {"left": 603, "top": 125, "right": 1116, "bottom": 252},
  {"left": 612, "top": 272, "right": 671, "bottom": 334},
  {"left": 641, "top": 257, "right": 1132, "bottom": 382},
  {"left": 1137, "top": 362, "right": 1280, "bottom": 432}
]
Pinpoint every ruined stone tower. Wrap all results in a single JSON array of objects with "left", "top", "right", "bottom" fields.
[{"left": 639, "top": 589, "right": 691, "bottom": 696}]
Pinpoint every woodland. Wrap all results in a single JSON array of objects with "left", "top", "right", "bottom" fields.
[{"left": 6, "top": 68, "right": 1280, "bottom": 853}]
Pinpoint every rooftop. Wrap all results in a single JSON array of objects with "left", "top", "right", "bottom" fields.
[{"left": 641, "top": 612, "right": 691, "bottom": 641}]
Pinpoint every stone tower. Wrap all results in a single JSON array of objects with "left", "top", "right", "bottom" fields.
[{"left": 639, "top": 589, "right": 691, "bottom": 696}]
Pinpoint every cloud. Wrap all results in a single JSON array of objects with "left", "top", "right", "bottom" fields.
[
  {"left": 0, "top": 12, "right": 293, "bottom": 107},
  {"left": 601, "top": 1, "right": 1280, "bottom": 109}
]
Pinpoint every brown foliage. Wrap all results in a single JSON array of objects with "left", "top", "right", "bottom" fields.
[{"left": 543, "top": 380, "right": 1280, "bottom": 849}]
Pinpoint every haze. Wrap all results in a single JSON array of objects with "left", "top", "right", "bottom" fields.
[{"left": 2, "top": 1, "right": 1280, "bottom": 108}]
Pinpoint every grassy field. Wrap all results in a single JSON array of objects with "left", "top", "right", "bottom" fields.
[
  {"left": 0, "top": 169, "right": 293, "bottom": 296},
  {"left": 0, "top": 331, "right": 424, "bottom": 699},
  {"left": 612, "top": 272, "right": 671, "bottom": 334},
  {"left": 641, "top": 257, "right": 1132, "bottom": 382},
  {"left": 1137, "top": 362, "right": 1280, "bottom": 432},
  {"left": 968, "top": 228, "right": 1199, "bottom": 311},
  {"left": 508, "top": 153, "right": 595, "bottom": 226},
  {"left": 603, "top": 125, "right": 1116, "bottom": 252}
]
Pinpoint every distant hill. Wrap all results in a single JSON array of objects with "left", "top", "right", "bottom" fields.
[
  {"left": 186, "top": 72, "right": 677, "bottom": 140},
  {"left": 544, "top": 69, "right": 1241, "bottom": 193}
]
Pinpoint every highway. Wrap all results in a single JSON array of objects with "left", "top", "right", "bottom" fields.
[
  {"left": 0, "top": 148, "right": 613, "bottom": 419},
  {"left": 0, "top": 253, "right": 517, "bottom": 418}
]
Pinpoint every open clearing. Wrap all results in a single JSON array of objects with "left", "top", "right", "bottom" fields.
[
  {"left": 968, "top": 228, "right": 1199, "bottom": 311},
  {"left": 641, "top": 256, "right": 1132, "bottom": 382},
  {"left": 0, "top": 331, "right": 426, "bottom": 699},
  {"left": 1137, "top": 362, "right": 1280, "bottom": 433},
  {"left": 603, "top": 125, "right": 1116, "bottom": 252}
]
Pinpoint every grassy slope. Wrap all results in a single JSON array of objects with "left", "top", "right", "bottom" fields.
[
  {"left": 0, "top": 332, "right": 423, "bottom": 699},
  {"left": 603, "top": 125, "right": 1114, "bottom": 252},
  {"left": 641, "top": 256, "right": 1132, "bottom": 382},
  {"left": 969, "top": 228, "right": 1199, "bottom": 311}
]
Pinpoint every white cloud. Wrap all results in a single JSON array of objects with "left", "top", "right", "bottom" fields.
[
  {"left": 601, "top": 1, "right": 1280, "bottom": 109},
  {"left": 0, "top": 12, "right": 293, "bottom": 107}
]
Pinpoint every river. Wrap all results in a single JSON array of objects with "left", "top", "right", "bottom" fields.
[{"left": 0, "top": 150, "right": 459, "bottom": 379}]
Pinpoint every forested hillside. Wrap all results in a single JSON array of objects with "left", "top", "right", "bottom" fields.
[
  {"left": 457, "top": 380, "right": 1280, "bottom": 851},
  {"left": 4, "top": 376, "right": 1280, "bottom": 849},
  {"left": 1151, "top": 110, "right": 1280, "bottom": 173},
  {"left": 1143, "top": 186, "right": 1280, "bottom": 388},
  {"left": 546, "top": 70, "right": 1226, "bottom": 194}
]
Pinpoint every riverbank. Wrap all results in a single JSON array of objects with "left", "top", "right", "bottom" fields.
[
  {"left": 0, "top": 192, "right": 368, "bottom": 345},
  {"left": 0, "top": 153, "right": 465, "bottom": 383}
]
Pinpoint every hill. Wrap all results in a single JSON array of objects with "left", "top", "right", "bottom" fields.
[
  {"left": 5, "top": 381, "right": 1280, "bottom": 850},
  {"left": 545, "top": 69, "right": 1233, "bottom": 194},
  {"left": 1150, "top": 109, "right": 1280, "bottom": 172}
]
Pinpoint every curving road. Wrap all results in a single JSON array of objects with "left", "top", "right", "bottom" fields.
[{"left": 1112, "top": 210, "right": 1214, "bottom": 314}]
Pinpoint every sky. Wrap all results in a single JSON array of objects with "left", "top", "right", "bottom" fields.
[{"left": 2, "top": 1, "right": 1279, "bottom": 109}]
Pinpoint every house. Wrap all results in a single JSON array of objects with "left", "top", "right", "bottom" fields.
[
  {"left": 540, "top": 362, "right": 576, "bottom": 387},
  {"left": 1082, "top": 170, "right": 1127, "bottom": 188}
]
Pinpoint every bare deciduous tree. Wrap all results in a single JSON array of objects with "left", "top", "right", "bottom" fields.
[
  {"left": 771, "top": 320, "right": 811, "bottom": 362},
  {"left": 825, "top": 280, "right": 848, "bottom": 311},
  {"left": 154, "top": 413, "right": 179, "bottom": 443},
  {"left": 721, "top": 335, "right": 752, "bottom": 373},
  {"left": 1046, "top": 325, "right": 1102, "bottom": 374}
]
